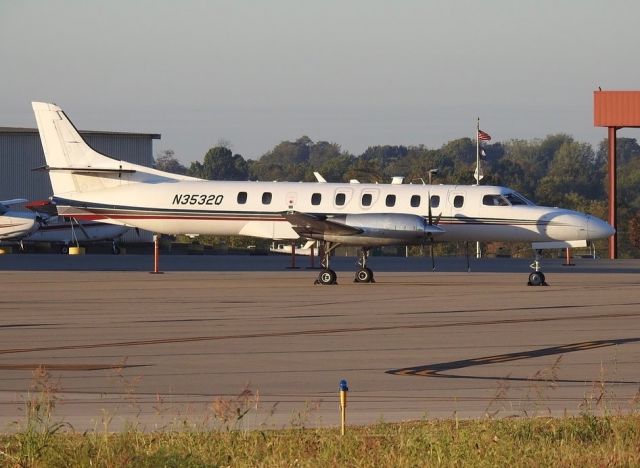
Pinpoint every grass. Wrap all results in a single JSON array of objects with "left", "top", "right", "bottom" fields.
[
  {"left": 1, "top": 367, "right": 640, "bottom": 467},
  {"left": 2, "top": 414, "right": 640, "bottom": 467}
]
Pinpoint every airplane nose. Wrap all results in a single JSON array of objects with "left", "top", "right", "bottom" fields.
[{"left": 587, "top": 216, "right": 615, "bottom": 240}]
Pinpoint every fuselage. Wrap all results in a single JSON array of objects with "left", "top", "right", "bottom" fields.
[
  {"left": 51, "top": 181, "right": 614, "bottom": 245},
  {"left": 0, "top": 212, "right": 38, "bottom": 240}
]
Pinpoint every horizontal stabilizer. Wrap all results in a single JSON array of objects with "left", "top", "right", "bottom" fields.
[
  {"left": 33, "top": 165, "right": 136, "bottom": 174},
  {"left": 25, "top": 200, "right": 59, "bottom": 216},
  {"left": 283, "top": 211, "right": 364, "bottom": 237}
]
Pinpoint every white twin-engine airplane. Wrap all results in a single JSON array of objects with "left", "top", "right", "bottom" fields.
[
  {"left": 31, "top": 102, "right": 614, "bottom": 285},
  {"left": 0, "top": 199, "right": 128, "bottom": 253}
]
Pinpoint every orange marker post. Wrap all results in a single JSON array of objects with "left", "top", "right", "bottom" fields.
[
  {"left": 339, "top": 379, "right": 348, "bottom": 435},
  {"left": 563, "top": 247, "right": 575, "bottom": 266},
  {"left": 150, "top": 234, "right": 164, "bottom": 274}
]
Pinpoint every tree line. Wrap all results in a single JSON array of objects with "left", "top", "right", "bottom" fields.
[{"left": 155, "top": 134, "right": 640, "bottom": 257}]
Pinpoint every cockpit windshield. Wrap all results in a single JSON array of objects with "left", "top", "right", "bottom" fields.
[
  {"left": 504, "top": 192, "right": 534, "bottom": 206},
  {"left": 482, "top": 191, "right": 535, "bottom": 207}
]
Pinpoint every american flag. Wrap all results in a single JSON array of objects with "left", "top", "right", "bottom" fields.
[{"left": 477, "top": 129, "right": 491, "bottom": 141}]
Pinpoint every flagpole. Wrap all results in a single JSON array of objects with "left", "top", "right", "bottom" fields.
[
  {"left": 476, "top": 117, "right": 480, "bottom": 185},
  {"left": 476, "top": 118, "right": 481, "bottom": 259}
]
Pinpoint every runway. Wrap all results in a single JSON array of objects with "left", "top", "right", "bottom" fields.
[{"left": 0, "top": 254, "right": 639, "bottom": 431}]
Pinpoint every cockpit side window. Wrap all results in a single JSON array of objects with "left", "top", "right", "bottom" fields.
[{"left": 482, "top": 194, "right": 509, "bottom": 206}]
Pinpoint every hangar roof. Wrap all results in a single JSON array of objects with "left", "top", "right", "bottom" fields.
[{"left": 0, "top": 127, "right": 161, "bottom": 139}]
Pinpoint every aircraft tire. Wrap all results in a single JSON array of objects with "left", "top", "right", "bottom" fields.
[
  {"left": 528, "top": 271, "right": 545, "bottom": 286},
  {"left": 317, "top": 269, "right": 337, "bottom": 285},
  {"left": 355, "top": 267, "right": 374, "bottom": 283},
  {"left": 60, "top": 245, "right": 69, "bottom": 255},
  {"left": 112, "top": 246, "right": 121, "bottom": 255}
]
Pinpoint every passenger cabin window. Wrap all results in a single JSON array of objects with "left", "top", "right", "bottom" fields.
[
  {"left": 262, "top": 192, "right": 272, "bottom": 205},
  {"left": 430, "top": 195, "right": 440, "bottom": 208},
  {"left": 482, "top": 194, "right": 509, "bottom": 206},
  {"left": 410, "top": 195, "right": 420, "bottom": 208},
  {"left": 362, "top": 193, "right": 373, "bottom": 206},
  {"left": 311, "top": 193, "right": 321, "bottom": 205},
  {"left": 453, "top": 195, "right": 464, "bottom": 208},
  {"left": 335, "top": 193, "right": 346, "bottom": 206},
  {"left": 237, "top": 191, "right": 247, "bottom": 204},
  {"left": 386, "top": 194, "right": 396, "bottom": 207}
]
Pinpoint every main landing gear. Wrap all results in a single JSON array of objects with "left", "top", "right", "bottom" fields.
[
  {"left": 528, "top": 250, "right": 548, "bottom": 286},
  {"left": 315, "top": 241, "right": 340, "bottom": 285},
  {"left": 314, "top": 243, "right": 376, "bottom": 285},
  {"left": 354, "top": 247, "right": 374, "bottom": 283}
]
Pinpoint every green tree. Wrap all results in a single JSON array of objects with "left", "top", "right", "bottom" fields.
[
  {"left": 154, "top": 150, "right": 187, "bottom": 175},
  {"left": 536, "top": 139, "right": 602, "bottom": 206},
  {"left": 188, "top": 146, "right": 248, "bottom": 180},
  {"left": 250, "top": 136, "right": 313, "bottom": 181}
]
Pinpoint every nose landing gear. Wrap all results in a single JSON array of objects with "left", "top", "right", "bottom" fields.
[{"left": 528, "top": 250, "right": 548, "bottom": 286}]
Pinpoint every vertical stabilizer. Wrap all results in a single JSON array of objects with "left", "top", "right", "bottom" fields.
[{"left": 32, "top": 102, "right": 124, "bottom": 195}]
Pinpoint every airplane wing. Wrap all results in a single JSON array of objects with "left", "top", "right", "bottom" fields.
[
  {"left": 0, "top": 199, "right": 28, "bottom": 215},
  {"left": 282, "top": 211, "right": 364, "bottom": 238},
  {"left": 0, "top": 198, "right": 29, "bottom": 206}
]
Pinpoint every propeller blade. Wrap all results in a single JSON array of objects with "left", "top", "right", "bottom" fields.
[
  {"left": 430, "top": 242, "right": 436, "bottom": 272},
  {"left": 428, "top": 192, "right": 433, "bottom": 225}
]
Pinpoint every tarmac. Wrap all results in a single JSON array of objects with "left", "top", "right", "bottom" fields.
[{"left": 0, "top": 253, "right": 639, "bottom": 432}]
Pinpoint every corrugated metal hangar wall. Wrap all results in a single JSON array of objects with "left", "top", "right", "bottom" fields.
[{"left": 0, "top": 127, "right": 160, "bottom": 243}]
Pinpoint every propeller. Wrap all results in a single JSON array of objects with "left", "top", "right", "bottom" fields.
[{"left": 34, "top": 212, "right": 50, "bottom": 227}]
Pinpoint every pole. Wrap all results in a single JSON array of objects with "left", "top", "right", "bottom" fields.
[
  {"left": 339, "top": 379, "right": 348, "bottom": 435},
  {"left": 608, "top": 126, "right": 617, "bottom": 259},
  {"left": 476, "top": 117, "right": 480, "bottom": 185},
  {"left": 286, "top": 241, "right": 299, "bottom": 269},
  {"left": 150, "top": 233, "right": 163, "bottom": 274},
  {"left": 308, "top": 244, "right": 315, "bottom": 269},
  {"left": 563, "top": 247, "right": 575, "bottom": 266},
  {"left": 476, "top": 118, "right": 481, "bottom": 259}
]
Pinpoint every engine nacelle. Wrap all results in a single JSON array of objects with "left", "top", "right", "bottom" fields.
[{"left": 324, "top": 213, "right": 443, "bottom": 246}]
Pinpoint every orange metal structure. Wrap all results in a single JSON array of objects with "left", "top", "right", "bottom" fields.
[{"left": 593, "top": 91, "right": 640, "bottom": 259}]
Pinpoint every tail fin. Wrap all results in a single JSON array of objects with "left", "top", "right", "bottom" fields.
[
  {"left": 32, "top": 102, "right": 198, "bottom": 196},
  {"left": 32, "top": 102, "right": 121, "bottom": 195}
]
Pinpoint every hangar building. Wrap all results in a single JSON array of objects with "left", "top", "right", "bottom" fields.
[{"left": 0, "top": 127, "right": 160, "bottom": 243}]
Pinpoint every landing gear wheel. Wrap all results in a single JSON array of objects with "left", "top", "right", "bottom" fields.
[
  {"left": 528, "top": 271, "right": 546, "bottom": 286},
  {"left": 112, "top": 245, "right": 121, "bottom": 255},
  {"left": 355, "top": 267, "right": 374, "bottom": 283},
  {"left": 60, "top": 245, "right": 69, "bottom": 255},
  {"left": 316, "top": 269, "right": 337, "bottom": 285}
]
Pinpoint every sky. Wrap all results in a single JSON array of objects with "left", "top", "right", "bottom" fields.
[{"left": 2, "top": 0, "right": 640, "bottom": 165}]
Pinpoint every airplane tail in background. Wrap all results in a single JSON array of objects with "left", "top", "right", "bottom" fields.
[{"left": 31, "top": 102, "right": 197, "bottom": 197}]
